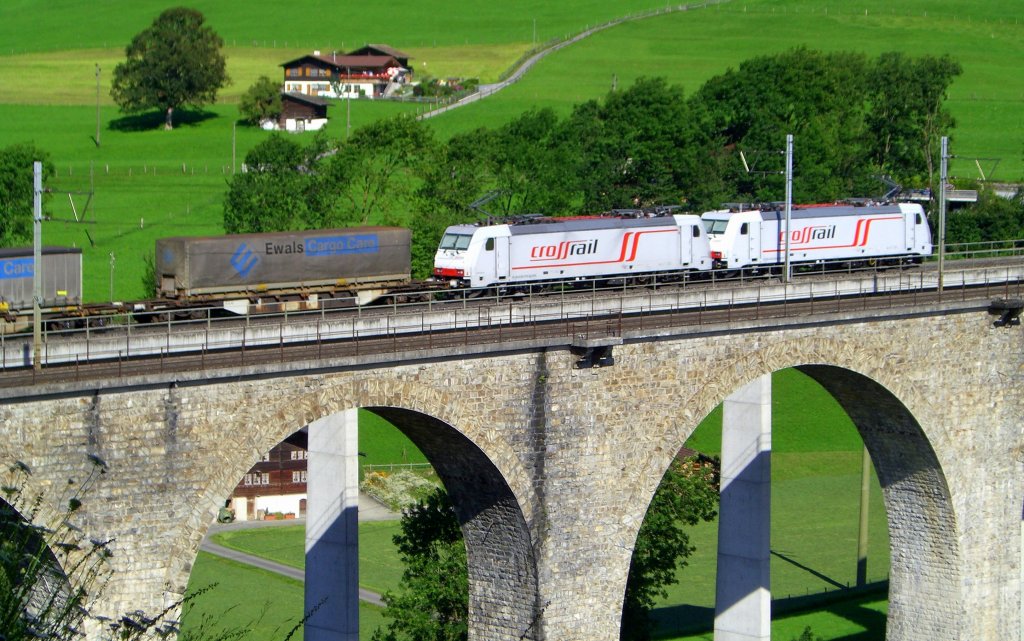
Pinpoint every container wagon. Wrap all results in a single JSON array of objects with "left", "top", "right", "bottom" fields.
[
  {"left": 700, "top": 202, "right": 932, "bottom": 272},
  {"left": 433, "top": 214, "right": 712, "bottom": 289},
  {"left": 0, "top": 246, "right": 82, "bottom": 333},
  {"left": 156, "top": 227, "right": 412, "bottom": 313}
]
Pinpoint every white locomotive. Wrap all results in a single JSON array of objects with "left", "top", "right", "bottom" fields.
[
  {"left": 701, "top": 202, "right": 932, "bottom": 272},
  {"left": 433, "top": 214, "right": 712, "bottom": 289}
]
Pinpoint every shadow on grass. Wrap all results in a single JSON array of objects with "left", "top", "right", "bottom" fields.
[
  {"left": 109, "top": 108, "right": 219, "bottom": 132},
  {"left": 649, "top": 582, "right": 888, "bottom": 640},
  {"left": 771, "top": 549, "right": 845, "bottom": 589},
  {"left": 803, "top": 590, "right": 887, "bottom": 641}
]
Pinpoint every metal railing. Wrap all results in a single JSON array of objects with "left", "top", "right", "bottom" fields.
[{"left": 1, "top": 260, "right": 1020, "bottom": 385}]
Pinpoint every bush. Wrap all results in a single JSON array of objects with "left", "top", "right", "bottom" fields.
[{"left": 360, "top": 469, "right": 438, "bottom": 511}]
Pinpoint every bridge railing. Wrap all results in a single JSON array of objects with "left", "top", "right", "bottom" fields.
[{"left": 1, "top": 260, "right": 1021, "bottom": 384}]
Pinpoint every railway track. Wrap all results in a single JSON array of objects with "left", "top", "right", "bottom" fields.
[{"left": 0, "top": 267, "right": 1018, "bottom": 392}]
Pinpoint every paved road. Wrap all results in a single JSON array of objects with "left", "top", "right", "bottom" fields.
[
  {"left": 199, "top": 493, "right": 397, "bottom": 607},
  {"left": 419, "top": 1, "right": 726, "bottom": 120}
]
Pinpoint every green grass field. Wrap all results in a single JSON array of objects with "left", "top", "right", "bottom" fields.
[
  {"left": 2, "top": 0, "right": 1022, "bottom": 301},
  {"left": 182, "top": 551, "right": 388, "bottom": 641}
]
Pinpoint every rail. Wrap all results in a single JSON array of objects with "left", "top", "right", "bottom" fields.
[{"left": 0, "top": 260, "right": 1020, "bottom": 388}]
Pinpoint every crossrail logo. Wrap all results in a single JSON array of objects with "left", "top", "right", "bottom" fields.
[
  {"left": 781, "top": 225, "right": 836, "bottom": 245},
  {"left": 230, "top": 243, "right": 259, "bottom": 278},
  {"left": 529, "top": 239, "right": 599, "bottom": 262}
]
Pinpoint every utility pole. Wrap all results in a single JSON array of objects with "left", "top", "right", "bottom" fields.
[
  {"left": 109, "top": 253, "right": 116, "bottom": 301},
  {"left": 783, "top": 133, "right": 793, "bottom": 283},
  {"left": 938, "top": 136, "right": 948, "bottom": 293},
  {"left": 32, "top": 161, "right": 43, "bottom": 372},
  {"left": 94, "top": 64, "right": 101, "bottom": 147}
]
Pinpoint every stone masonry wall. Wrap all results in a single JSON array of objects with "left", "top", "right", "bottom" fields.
[{"left": 0, "top": 307, "right": 1019, "bottom": 640}]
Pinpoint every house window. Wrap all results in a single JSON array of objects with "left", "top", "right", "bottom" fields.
[
  {"left": 289, "top": 450, "right": 309, "bottom": 461},
  {"left": 292, "top": 470, "right": 307, "bottom": 483},
  {"left": 243, "top": 472, "right": 270, "bottom": 486}
]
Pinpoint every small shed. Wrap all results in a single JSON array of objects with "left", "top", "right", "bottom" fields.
[{"left": 266, "top": 92, "right": 329, "bottom": 132}]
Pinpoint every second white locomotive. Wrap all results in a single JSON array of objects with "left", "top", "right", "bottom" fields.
[{"left": 701, "top": 202, "right": 932, "bottom": 272}]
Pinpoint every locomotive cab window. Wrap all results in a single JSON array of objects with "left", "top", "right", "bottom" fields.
[
  {"left": 439, "top": 233, "right": 472, "bottom": 251},
  {"left": 485, "top": 238, "right": 494, "bottom": 251},
  {"left": 916, "top": 213, "right": 923, "bottom": 224},
  {"left": 703, "top": 219, "right": 729, "bottom": 234},
  {"left": 740, "top": 223, "right": 748, "bottom": 235},
  {"left": 692, "top": 225, "right": 701, "bottom": 238}
]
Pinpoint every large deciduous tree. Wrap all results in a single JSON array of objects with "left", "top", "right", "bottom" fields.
[
  {"left": 569, "top": 77, "right": 709, "bottom": 211},
  {"left": 223, "top": 133, "right": 335, "bottom": 234},
  {"left": 690, "top": 48, "right": 876, "bottom": 204},
  {"left": 334, "top": 115, "right": 435, "bottom": 226},
  {"left": 110, "top": 7, "right": 229, "bottom": 130},
  {"left": 866, "top": 52, "right": 963, "bottom": 189},
  {"left": 621, "top": 456, "right": 719, "bottom": 641},
  {"left": 0, "top": 144, "right": 53, "bottom": 247},
  {"left": 223, "top": 116, "right": 434, "bottom": 236}
]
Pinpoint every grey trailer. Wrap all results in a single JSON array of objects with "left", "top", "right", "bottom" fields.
[
  {"left": 0, "top": 246, "right": 83, "bottom": 311},
  {"left": 155, "top": 227, "right": 411, "bottom": 310}
]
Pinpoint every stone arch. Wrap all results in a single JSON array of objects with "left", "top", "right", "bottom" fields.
[
  {"left": 798, "top": 365, "right": 962, "bottom": 640},
  {"left": 370, "top": 407, "right": 540, "bottom": 641},
  {"left": 616, "top": 341, "right": 963, "bottom": 641},
  {"left": 176, "top": 375, "right": 541, "bottom": 640}
]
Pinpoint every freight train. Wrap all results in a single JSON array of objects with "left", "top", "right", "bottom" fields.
[{"left": 0, "top": 201, "right": 931, "bottom": 333}]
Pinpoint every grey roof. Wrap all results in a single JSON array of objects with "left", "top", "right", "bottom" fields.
[
  {"left": 281, "top": 91, "right": 331, "bottom": 107},
  {"left": 756, "top": 204, "right": 903, "bottom": 221}
]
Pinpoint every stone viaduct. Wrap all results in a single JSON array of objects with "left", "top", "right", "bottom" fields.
[{"left": 0, "top": 297, "right": 1020, "bottom": 640}]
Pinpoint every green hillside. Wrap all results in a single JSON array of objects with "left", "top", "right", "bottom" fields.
[{"left": 1, "top": 0, "right": 1021, "bottom": 301}]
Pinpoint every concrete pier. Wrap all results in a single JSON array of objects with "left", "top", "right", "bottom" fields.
[
  {"left": 304, "top": 409, "right": 360, "bottom": 641},
  {"left": 714, "top": 375, "right": 772, "bottom": 641}
]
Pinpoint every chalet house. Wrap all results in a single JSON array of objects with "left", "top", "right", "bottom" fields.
[
  {"left": 230, "top": 431, "right": 308, "bottom": 521},
  {"left": 261, "top": 92, "right": 330, "bottom": 132},
  {"left": 281, "top": 45, "right": 411, "bottom": 100}
]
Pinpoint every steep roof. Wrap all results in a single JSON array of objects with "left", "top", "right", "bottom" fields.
[
  {"left": 281, "top": 92, "right": 331, "bottom": 107},
  {"left": 280, "top": 53, "right": 400, "bottom": 71},
  {"left": 349, "top": 44, "right": 411, "bottom": 63}
]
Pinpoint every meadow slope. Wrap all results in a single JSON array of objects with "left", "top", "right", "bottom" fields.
[{"left": 0, "top": 0, "right": 1021, "bottom": 301}]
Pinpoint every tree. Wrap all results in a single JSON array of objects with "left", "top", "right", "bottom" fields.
[
  {"left": 0, "top": 143, "right": 54, "bottom": 247},
  {"left": 486, "top": 108, "right": 580, "bottom": 215},
  {"left": 334, "top": 115, "right": 435, "bottom": 226},
  {"left": 569, "top": 78, "right": 708, "bottom": 211},
  {"left": 110, "top": 7, "right": 229, "bottom": 130},
  {"left": 238, "top": 76, "right": 282, "bottom": 126},
  {"left": 945, "top": 184, "right": 1024, "bottom": 245},
  {"left": 374, "top": 458, "right": 718, "bottom": 641},
  {"left": 866, "top": 52, "right": 962, "bottom": 189},
  {"left": 620, "top": 456, "right": 719, "bottom": 641},
  {"left": 410, "top": 129, "right": 495, "bottom": 278},
  {"left": 223, "top": 133, "right": 335, "bottom": 234},
  {"left": 372, "top": 488, "right": 468, "bottom": 641},
  {"left": 690, "top": 48, "right": 876, "bottom": 204}
]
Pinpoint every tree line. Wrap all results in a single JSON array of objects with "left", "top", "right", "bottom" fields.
[{"left": 221, "top": 46, "right": 1023, "bottom": 278}]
